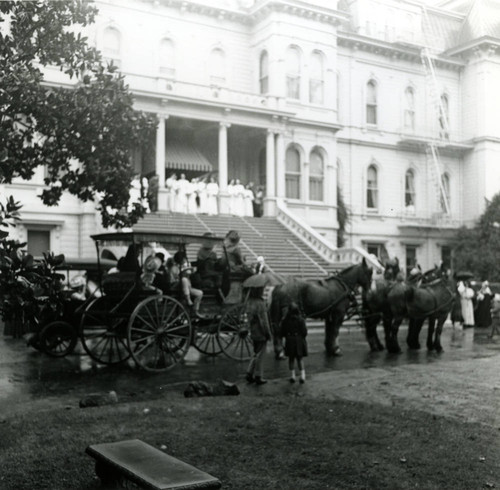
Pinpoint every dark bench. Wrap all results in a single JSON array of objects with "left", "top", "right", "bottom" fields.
[{"left": 86, "top": 439, "right": 221, "bottom": 490}]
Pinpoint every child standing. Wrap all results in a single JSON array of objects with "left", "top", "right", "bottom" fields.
[{"left": 281, "top": 302, "right": 308, "bottom": 384}]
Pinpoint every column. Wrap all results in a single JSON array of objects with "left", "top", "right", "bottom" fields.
[
  {"left": 155, "top": 114, "right": 166, "bottom": 188},
  {"left": 275, "top": 131, "right": 285, "bottom": 199},
  {"left": 266, "top": 129, "right": 276, "bottom": 198},
  {"left": 218, "top": 122, "right": 230, "bottom": 192}
]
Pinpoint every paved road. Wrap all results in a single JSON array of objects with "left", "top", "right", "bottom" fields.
[{"left": 1, "top": 322, "right": 499, "bottom": 413}]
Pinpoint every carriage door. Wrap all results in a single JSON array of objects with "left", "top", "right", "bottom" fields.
[{"left": 405, "top": 245, "right": 417, "bottom": 276}]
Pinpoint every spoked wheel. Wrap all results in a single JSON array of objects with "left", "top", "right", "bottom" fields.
[
  {"left": 127, "top": 295, "right": 192, "bottom": 372},
  {"left": 218, "top": 305, "right": 253, "bottom": 361},
  {"left": 80, "top": 297, "right": 131, "bottom": 365},
  {"left": 193, "top": 318, "right": 223, "bottom": 356},
  {"left": 39, "top": 321, "right": 78, "bottom": 358}
]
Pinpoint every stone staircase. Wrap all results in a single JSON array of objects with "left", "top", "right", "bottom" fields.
[{"left": 134, "top": 212, "right": 347, "bottom": 280}]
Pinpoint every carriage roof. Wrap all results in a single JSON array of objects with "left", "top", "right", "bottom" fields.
[
  {"left": 55, "top": 257, "right": 117, "bottom": 272},
  {"left": 90, "top": 231, "right": 224, "bottom": 248}
]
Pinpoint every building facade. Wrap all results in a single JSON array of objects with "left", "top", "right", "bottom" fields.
[{"left": 5, "top": 0, "right": 500, "bottom": 272}]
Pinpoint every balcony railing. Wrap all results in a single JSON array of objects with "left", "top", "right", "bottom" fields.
[{"left": 398, "top": 211, "right": 461, "bottom": 229}]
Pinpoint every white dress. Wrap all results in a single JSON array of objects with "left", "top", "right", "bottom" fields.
[
  {"left": 187, "top": 181, "right": 198, "bottom": 214},
  {"left": 165, "top": 177, "right": 177, "bottom": 212},
  {"left": 227, "top": 184, "right": 236, "bottom": 215},
  {"left": 243, "top": 189, "right": 254, "bottom": 217},
  {"left": 233, "top": 184, "right": 245, "bottom": 216},
  {"left": 128, "top": 178, "right": 141, "bottom": 212},
  {"left": 206, "top": 182, "right": 219, "bottom": 215},
  {"left": 175, "top": 178, "right": 188, "bottom": 213},
  {"left": 141, "top": 177, "right": 150, "bottom": 213}
]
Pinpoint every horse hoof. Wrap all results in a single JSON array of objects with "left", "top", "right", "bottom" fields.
[
  {"left": 435, "top": 346, "right": 444, "bottom": 354},
  {"left": 427, "top": 344, "right": 435, "bottom": 352},
  {"left": 407, "top": 342, "right": 420, "bottom": 350}
]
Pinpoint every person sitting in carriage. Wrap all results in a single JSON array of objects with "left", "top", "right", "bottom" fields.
[
  {"left": 218, "top": 230, "right": 253, "bottom": 280},
  {"left": 141, "top": 255, "right": 163, "bottom": 293},
  {"left": 180, "top": 263, "right": 204, "bottom": 317},
  {"left": 192, "top": 232, "right": 221, "bottom": 290}
]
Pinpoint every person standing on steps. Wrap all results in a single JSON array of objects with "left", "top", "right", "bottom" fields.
[
  {"left": 245, "top": 287, "right": 272, "bottom": 385},
  {"left": 280, "top": 302, "right": 308, "bottom": 384}
]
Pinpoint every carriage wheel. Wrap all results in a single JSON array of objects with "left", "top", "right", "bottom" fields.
[
  {"left": 218, "top": 305, "right": 253, "bottom": 361},
  {"left": 80, "top": 297, "right": 131, "bottom": 365},
  {"left": 127, "top": 295, "right": 192, "bottom": 372},
  {"left": 39, "top": 321, "right": 78, "bottom": 358},
  {"left": 193, "top": 319, "right": 223, "bottom": 357}
]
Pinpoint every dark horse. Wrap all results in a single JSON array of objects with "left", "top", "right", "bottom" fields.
[
  {"left": 270, "top": 259, "right": 373, "bottom": 357},
  {"left": 363, "top": 264, "right": 450, "bottom": 353}
]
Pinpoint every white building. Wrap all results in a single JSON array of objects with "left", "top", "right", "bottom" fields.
[{"left": 6, "top": 0, "right": 500, "bottom": 273}]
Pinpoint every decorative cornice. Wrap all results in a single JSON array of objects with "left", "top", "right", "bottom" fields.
[
  {"left": 444, "top": 36, "right": 500, "bottom": 59},
  {"left": 337, "top": 31, "right": 465, "bottom": 71}
]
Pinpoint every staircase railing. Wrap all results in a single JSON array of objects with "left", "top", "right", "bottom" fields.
[{"left": 276, "top": 199, "right": 383, "bottom": 272}]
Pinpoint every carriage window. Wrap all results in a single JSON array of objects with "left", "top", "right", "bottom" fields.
[
  {"left": 366, "top": 165, "right": 378, "bottom": 210},
  {"left": 366, "top": 80, "right": 377, "bottom": 125},
  {"left": 309, "top": 51, "right": 324, "bottom": 105},
  {"left": 285, "top": 147, "right": 301, "bottom": 199},
  {"left": 405, "top": 169, "right": 416, "bottom": 212},
  {"left": 405, "top": 246, "right": 417, "bottom": 276},
  {"left": 404, "top": 87, "right": 415, "bottom": 131},
  {"left": 286, "top": 46, "right": 301, "bottom": 100},
  {"left": 259, "top": 50, "right": 269, "bottom": 94},
  {"left": 309, "top": 150, "right": 324, "bottom": 201}
]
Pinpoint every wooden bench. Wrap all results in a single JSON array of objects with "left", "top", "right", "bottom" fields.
[{"left": 86, "top": 439, "right": 221, "bottom": 489}]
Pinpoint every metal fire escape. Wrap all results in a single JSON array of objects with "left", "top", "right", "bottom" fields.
[{"left": 421, "top": 6, "right": 451, "bottom": 215}]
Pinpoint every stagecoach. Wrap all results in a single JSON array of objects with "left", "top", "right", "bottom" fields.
[{"left": 78, "top": 231, "right": 256, "bottom": 371}]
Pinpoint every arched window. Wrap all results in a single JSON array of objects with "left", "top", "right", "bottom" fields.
[
  {"left": 259, "top": 51, "right": 269, "bottom": 94},
  {"left": 286, "top": 46, "right": 301, "bottom": 100},
  {"left": 366, "top": 80, "right": 377, "bottom": 125},
  {"left": 103, "top": 27, "right": 121, "bottom": 68},
  {"left": 309, "top": 150, "right": 324, "bottom": 201},
  {"left": 404, "top": 87, "right": 415, "bottom": 131},
  {"left": 159, "top": 38, "right": 175, "bottom": 77},
  {"left": 309, "top": 51, "right": 324, "bottom": 105},
  {"left": 405, "top": 169, "right": 416, "bottom": 211},
  {"left": 439, "top": 94, "right": 449, "bottom": 139},
  {"left": 285, "top": 147, "right": 301, "bottom": 199},
  {"left": 440, "top": 172, "right": 451, "bottom": 213},
  {"left": 210, "top": 48, "right": 226, "bottom": 85},
  {"left": 366, "top": 165, "right": 378, "bottom": 210}
]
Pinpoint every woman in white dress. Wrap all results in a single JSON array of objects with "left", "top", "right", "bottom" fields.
[
  {"left": 206, "top": 176, "right": 219, "bottom": 215},
  {"left": 175, "top": 173, "right": 188, "bottom": 213},
  {"left": 233, "top": 179, "right": 245, "bottom": 217},
  {"left": 141, "top": 177, "right": 150, "bottom": 213},
  {"left": 187, "top": 177, "right": 198, "bottom": 214},
  {"left": 165, "top": 173, "right": 177, "bottom": 212},
  {"left": 128, "top": 175, "right": 141, "bottom": 212},
  {"left": 227, "top": 179, "right": 236, "bottom": 215},
  {"left": 243, "top": 183, "right": 254, "bottom": 217}
]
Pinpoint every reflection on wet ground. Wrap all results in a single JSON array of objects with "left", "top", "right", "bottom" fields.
[{"left": 1, "top": 323, "right": 499, "bottom": 409}]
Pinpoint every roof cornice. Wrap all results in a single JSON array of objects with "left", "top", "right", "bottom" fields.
[
  {"left": 444, "top": 36, "right": 500, "bottom": 57},
  {"left": 337, "top": 31, "right": 465, "bottom": 70}
]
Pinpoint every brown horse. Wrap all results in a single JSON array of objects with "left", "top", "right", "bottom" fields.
[{"left": 270, "top": 259, "right": 373, "bottom": 357}]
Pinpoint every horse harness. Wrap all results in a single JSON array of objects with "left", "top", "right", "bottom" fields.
[{"left": 405, "top": 279, "right": 455, "bottom": 319}]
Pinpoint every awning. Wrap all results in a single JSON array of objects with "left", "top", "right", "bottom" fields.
[{"left": 165, "top": 139, "right": 213, "bottom": 172}]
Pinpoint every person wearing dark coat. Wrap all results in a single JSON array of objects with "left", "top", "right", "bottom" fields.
[
  {"left": 280, "top": 302, "right": 308, "bottom": 383},
  {"left": 475, "top": 281, "right": 493, "bottom": 328}
]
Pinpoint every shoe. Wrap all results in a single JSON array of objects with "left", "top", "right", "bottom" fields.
[
  {"left": 255, "top": 377, "right": 267, "bottom": 385},
  {"left": 299, "top": 378, "right": 305, "bottom": 384},
  {"left": 245, "top": 373, "right": 255, "bottom": 384},
  {"left": 289, "top": 378, "right": 296, "bottom": 384}
]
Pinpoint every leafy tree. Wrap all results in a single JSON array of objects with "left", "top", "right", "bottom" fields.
[
  {"left": 0, "top": 1, "right": 157, "bottom": 228},
  {"left": 453, "top": 193, "right": 500, "bottom": 281}
]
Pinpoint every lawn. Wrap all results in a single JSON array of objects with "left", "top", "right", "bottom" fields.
[{"left": 0, "top": 389, "right": 498, "bottom": 489}]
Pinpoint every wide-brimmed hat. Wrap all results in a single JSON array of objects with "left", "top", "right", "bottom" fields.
[
  {"left": 70, "top": 275, "right": 86, "bottom": 289},
  {"left": 180, "top": 263, "right": 193, "bottom": 274},
  {"left": 144, "top": 255, "right": 161, "bottom": 273}
]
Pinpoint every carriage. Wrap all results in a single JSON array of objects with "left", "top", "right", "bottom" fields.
[{"left": 78, "top": 231, "right": 255, "bottom": 371}]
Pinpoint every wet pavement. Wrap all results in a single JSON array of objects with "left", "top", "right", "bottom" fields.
[{"left": 1, "top": 321, "right": 500, "bottom": 413}]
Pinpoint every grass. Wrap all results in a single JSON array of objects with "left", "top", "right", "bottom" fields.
[{"left": 0, "top": 389, "right": 499, "bottom": 489}]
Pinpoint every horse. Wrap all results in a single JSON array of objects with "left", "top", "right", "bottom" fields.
[
  {"left": 269, "top": 258, "right": 373, "bottom": 357},
  {"left": 362, "top": 264, "right": 449, "bottom": 353}
]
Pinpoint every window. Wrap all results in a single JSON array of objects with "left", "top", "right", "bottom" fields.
[
  {"left": 259, "top": 51, "right": 269, "bottom": 94},
  {"left": 405, "top": 169, "right": 416, "bottom": 211},
  {"left": 309, "top": 150, "right": 324, "bottom": 201},
  {"left": 440, "top": 172, "right": 450, "bottom": 213},
  {"left": 103, "top": 27, "right": 121, "bottom": 68},
  {"left": 404, "top": 87, "right": 415, "bottom": 131},
  {"left": 309, "top": 51, "right": 324, "bottom": 104},
  {"left": 366, "top": 165, "right": 378, "bottom": 210},
  {"left": 405, "top": 245, "right": 417, "bottom": 276},
  {"left": 286, "top": 46, "right": 301, "bottom": 100},
  {"left": 159, "top": 38, "right": 175, "bottom": 78},
  {"left": 27, "top": 230, "right": 50, "bottom": 256},
  {"left": 366, "top": 80, "right": 377, "bottom": 125},
  {"left": 210, "top": 48, "right": 226, "bottom": 85},
  {"left": 366, "top": 243, "right": 385, "bottom": 260},
  {"left": 285, "top": 147, "right": 301, "bottom": 199},
  {"left": 439, "top": 94, "right": 449, "bottom": 139}
]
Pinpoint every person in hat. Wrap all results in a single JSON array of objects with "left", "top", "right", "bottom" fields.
[
  {"left": 253, "top": 256, "right": 268, "bottom": 275},
  {"left": 280, "top": 302, "right": 308, "bottom": 384},
  {"left": 141, "top": 255, "right": 162, "bottom": 292},
  {"left": 475, "top": 280, "right": 493, "bottom": 329},
  {"left": 489, "top": 294, "right": 500, "bottom": 338},
  {"left": 457, "top": 280, "right": 475, "bottom": 328},
  {"left": 180, "top": 263, "right": 204, "bottom": 316},
  {"left": 70, "top": 275, "right": 87, "bottom": 301}
]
